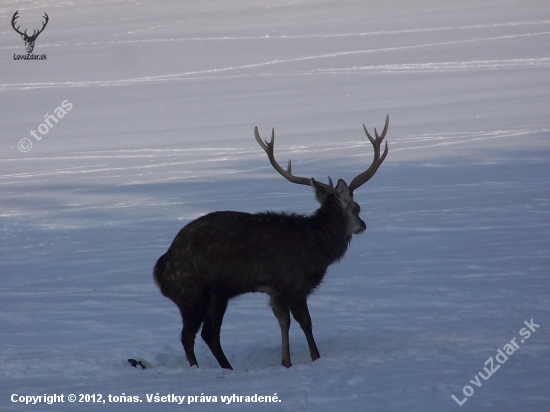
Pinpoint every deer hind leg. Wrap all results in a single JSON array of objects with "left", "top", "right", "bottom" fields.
[
  {"left": 176, "top": 288, "right": 209, "bottom": 368},
  {"left": 288, "top": 296, "right": 320, "bottom": 362},
  {"left": 200, "top": 293, "right": 233, "bottom": 370},
  {"left": 270, "top": 295, "right": 292, "bottom": 368}
]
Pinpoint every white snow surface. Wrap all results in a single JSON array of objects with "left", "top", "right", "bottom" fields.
[{"left": 1, "top": 0, "right": 549, "bottom": 411}]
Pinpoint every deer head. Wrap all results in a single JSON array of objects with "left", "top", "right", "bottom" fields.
[
  {"left": 254, "top": 115, "right": 389, "bottom": 236},
  {"left": 11, "top": 11, "right": 49, "bottom": 54}
]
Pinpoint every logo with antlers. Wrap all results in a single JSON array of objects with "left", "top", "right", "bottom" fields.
[{"left": 11, "top": 10, "right": 49, "bottom": 54}]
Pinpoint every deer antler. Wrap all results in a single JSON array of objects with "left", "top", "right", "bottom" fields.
[
  {"left": 348, "top": 115, "right": 389, "bottom": 194},
  {"left": 254, "top": 127, "right": 334, "bottom": 192},
  {"left": 11, "top": 11, "right": 25, "bottom": 37},
  {"left": 33, "top": 13, "right": 49, "bottom": 39},
  {"left": 30, "top": 12, "right": 49, "bottom": 40},
  {"left": 11, "top": 11, "right": 49, "bottom": 40}
]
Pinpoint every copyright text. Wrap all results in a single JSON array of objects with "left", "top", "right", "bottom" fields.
[{"left": 10, "top": 392, "right": 282, "bottom": 405}]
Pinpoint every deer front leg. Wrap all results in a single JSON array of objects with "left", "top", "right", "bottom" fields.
[
  {"left": 270, "top": 295, "right": 292, "bottom": 367},
  {"left": 289, "top": 296, "right": 320, "bottom": 362}
]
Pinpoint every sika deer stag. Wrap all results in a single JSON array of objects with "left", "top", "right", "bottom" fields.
[{"left": 154, "top": 116, "right": 389, "bottom": 369}]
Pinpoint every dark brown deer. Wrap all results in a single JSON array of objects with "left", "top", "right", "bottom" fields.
[
  {"left": 11, "top": 11, "right": 49, "bottom": 54},
  {"left": 154, "top": 117, "right": 389, "bottom": 369}
]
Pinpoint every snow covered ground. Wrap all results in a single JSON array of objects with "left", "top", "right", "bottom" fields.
[{"left": 1, "top": 0, "right": 549, "bottom": 410}]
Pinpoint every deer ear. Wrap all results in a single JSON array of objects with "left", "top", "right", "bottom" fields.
[
  {"left": 335, "top": 179, "right": 351, "bottom": 207},
  {"left": 311, "top": 178, "right": 329, "bottom": 204}
]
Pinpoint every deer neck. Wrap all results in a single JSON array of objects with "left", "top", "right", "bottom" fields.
[{"left": 311, "top": 196, "right": 352, "bottom": 264}]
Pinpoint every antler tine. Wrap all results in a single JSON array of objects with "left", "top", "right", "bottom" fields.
[
  {"left": 254, "top": 126, "right": 270, "bottom": 151},
  {"left": 348, "top": 115, "right": 389, "bottom": 194},
  {"left": 254, "top": 127, "right": 334, "bottom": 191}
]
